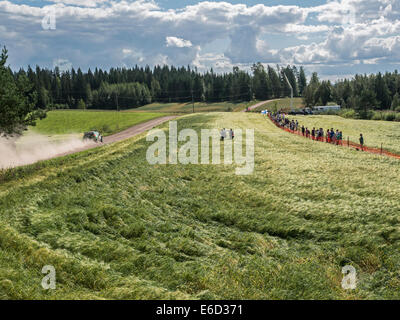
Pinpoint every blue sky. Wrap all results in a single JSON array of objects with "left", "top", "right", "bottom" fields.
[{"left": 1, "top": 0, "right": 400, "bottom": 80}]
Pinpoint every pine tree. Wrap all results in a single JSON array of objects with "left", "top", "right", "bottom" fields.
[
  {"left": 375, "top": 72, "right": 391, "bottom": 110},
  {"left": 268, "top": 66, "right": 281, "bottom": 98},
  {"left": 315, "top": 81, "right": 332, "bottom": 106},
  {"left": 357, "top": 89, "right": 377, "bottom": 118},
  {"left": 77, "top": 99, "right": 86, "bottom": 110},
  {"left": 252, "top": 63, "right": 271, "bottom": 100},
  {"left": 0, "top": 46, "right": 46, "bottom": 136},
  {"left": 391, "top": 93, "right": 400, "bottom": 110},
  {"left": 298, "top": 67, "right": 307, "bottom": 96}
]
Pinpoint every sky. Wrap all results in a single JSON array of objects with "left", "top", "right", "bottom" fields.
[{"left": 1, "top": 0, "right": 400, "bottom": 81}]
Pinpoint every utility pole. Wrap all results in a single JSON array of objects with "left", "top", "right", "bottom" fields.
[
  {"left": 192, "top": 90, "right": 194, "bottom": 113},
  {"left": 116, "top": 93, "right": 119, "bottom": 112},
  {"left": 278, "top": 66, "right": 294, "bottom": 112},
  {"left": 116, "top": 93, "right": 120, "bottom": 130}
]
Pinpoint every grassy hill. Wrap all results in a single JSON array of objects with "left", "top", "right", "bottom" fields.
[
  {"left": 1, "top": 113, "right": 400, "bottom": 299},
  {"left": 31, "top": 110, "right": 167, "bottom": 136},
  {"left": 131, "top": 101, "right": 259, "bottom": 113},
  {"left": 251, "top": 97, "right": 304, "bottom": 112}
]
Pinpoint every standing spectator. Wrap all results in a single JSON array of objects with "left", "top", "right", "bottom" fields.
[
  {"left": 335, "top": 130, "right": 340, "bottom": 145},
  {"left": 220, "top": 128, "right": 226, "bottom": 141},
  {"left": 330, "top": 129, "right": 335, "bottom": 143},
  {"left": 301, "top": 125, "right": 305, "bottom": 136},
  {"left": 359, "top": 134, "right": 364, "bottom": 151},
  {"left": 230, "top": 129, "right": 234, "bottom": 140}
]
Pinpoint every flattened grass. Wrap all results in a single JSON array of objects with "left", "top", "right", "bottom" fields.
[{"left": 0, "top": 113, "right": 399, "bottom": 299}]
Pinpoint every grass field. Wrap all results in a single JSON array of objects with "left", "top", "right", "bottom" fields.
[
  {"left": 252, "top": 97, "right": 304, "bottom": 112},
  {"left": 31, "top": 110, "right": 167, "bottom": 136},
  {"left": 1, "top": 112, "right": 400, "bottom": 299},
  {"left": 132, "top": 101, "right": 259, "bottom": 113},
  {"left": 287, "top": 115, "right": 400, "bottom": 154}
]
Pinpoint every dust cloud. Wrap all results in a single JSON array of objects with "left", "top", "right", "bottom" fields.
[{"left": 0, "top": 133, "right": 94, "bottom": 169}]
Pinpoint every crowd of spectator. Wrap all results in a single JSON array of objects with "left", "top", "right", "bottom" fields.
[{"left": 270, "top": 111, "right": 347, "bottom": 146}]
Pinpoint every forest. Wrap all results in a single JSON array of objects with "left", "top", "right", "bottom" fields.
[
  {"left": 10, "top": 63, "right": 306, "bottom": 110},
  {"left": 4, "top": 47, "right": 400, "bottom": 116}
]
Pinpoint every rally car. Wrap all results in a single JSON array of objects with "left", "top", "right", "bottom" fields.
[{"left": 83, "top": 130, "right": 103, "bottom": 143}]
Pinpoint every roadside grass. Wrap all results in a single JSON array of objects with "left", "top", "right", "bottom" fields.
[
  {"left": 30, "top": 110, "right": 167, "bottom": 136},
  {"left": 287, "top": 115, "right": 400, "bottom": 154},
  {"left": 0, "top": 113, "right": 399, "bottom": 299},
  {"left": 252, "top": 97, "right": 304, "bottom": 112},
  {"left": 131, "top": 101, "right": 259, "bottom": 113}
]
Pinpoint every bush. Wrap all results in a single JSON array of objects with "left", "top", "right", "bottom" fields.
[
  {"left": 396, "top": 106, "right": 400, "bottom": 112},
  {"left": 384, "top": 112, "right": 396, "bottom": 122},
  {"left": 371, "top": 111, "right": 383, "bottom": 120},
  {"left": 339, "top": 109, "right": 356, "bottom": 119},
  {"left": 48, "top": 104, "right": 69, "bottom": 110},
  {"left": 364, "top": 110, "right": 375, "bottom": 120},
  {"left": 320, "top": 109, "right": 340, "bottom": 115},
  {"left": 77, "top": 99, "right": 86, "bottom": 110},
  {"left": 340, "top": 109, "right": 399, "bottom": 122}
]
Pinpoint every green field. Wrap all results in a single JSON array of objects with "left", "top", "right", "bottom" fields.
[
  {"left": 287, "top": 115, "right": 400, "bottom": 154},
  {"left": 1, "top": 113, "right": 400, "bottom": 299},
  {"left": 132, "top": 101, "right": 259, "bottom": 113},
  {"left": 30, "top": 110, "right": 167, "bottom": 136},
  {"left": 252, "top": 97, "right": 304, "bottom": 112}
]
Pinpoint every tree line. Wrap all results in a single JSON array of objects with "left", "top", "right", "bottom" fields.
[
  {"left": 11, "top": 62, "right": 307, "bottom": 110},
  {"left": 303, "top": 71, "right": 400, "bottom": 117}
]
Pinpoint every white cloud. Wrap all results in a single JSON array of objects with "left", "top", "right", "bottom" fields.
[
  {"left": 47, "top": 0, "right": 110, "bottom": 8},
  {"left": 0, "top": 0, "right": 400, "bottom": 80},
  {"left": 53, "top": 58, "right": 72, "bottom": 72},
  {"left": 166, "top": 36, "right": 193, "bottom": 48}
]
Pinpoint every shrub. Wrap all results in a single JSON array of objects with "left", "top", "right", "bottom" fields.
[
  {"left": 371, "top": 111, "right": 383, "bottom": 120},
  {"left": 395, "top": 113, "right": 400, "bottom": 122},
  {"left": 77, "top": 99, "right": 86, "bottom": 110},
  {"left": 365, "top": 110, "right": 375, "bottom": 120},
  {"left": 320, "top": 109, "right": 340, "bottom": 115},
  {"left": 47, "top": 104, "right": 69, "bottom": 110},
  {"left": 339, "top": 109, "right": 356, "bottom": 119},
  {"left": 384, "top": 112, "right": 396, "bottom": 122}
]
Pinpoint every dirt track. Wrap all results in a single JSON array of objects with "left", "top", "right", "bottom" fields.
[
  {"left": 55, "top": 115, "right": 177, "bottom": 158},
  {"left": 243, "top": 99, "right": 280, "bottom": 112}
]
